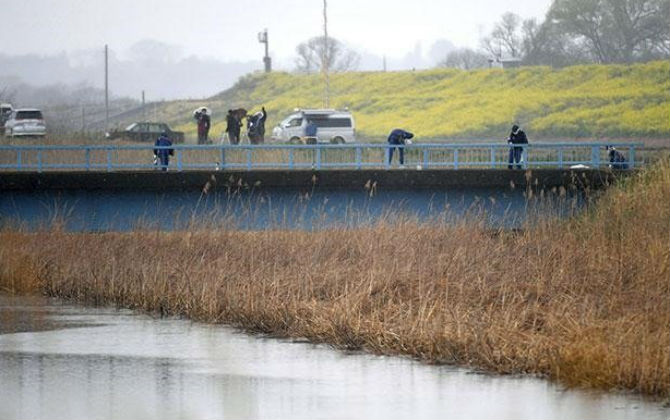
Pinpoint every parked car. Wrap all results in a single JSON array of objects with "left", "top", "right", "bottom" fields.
[
  {"left": 3, "top": 108, "right": 46, "bottom": 137},
  {"left": 271, "top": 109, "right": 356, "bottom": 144},
  {"left": 0, "top": 103, "right": 13, "bottom": 127},
  {"left": 106, "top": 122, "right": 184, "bottom": 143}
]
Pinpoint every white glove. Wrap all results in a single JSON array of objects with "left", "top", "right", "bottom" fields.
[{"left": 405, "top": 139, "right": 412, "bottom": 145}]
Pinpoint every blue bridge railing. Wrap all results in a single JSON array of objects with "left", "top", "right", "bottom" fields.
[{"left": 0, "top": 142, "right": 641, "bottom": 172}]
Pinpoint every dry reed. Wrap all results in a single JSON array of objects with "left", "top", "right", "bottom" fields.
[{"left": 0, "top": 158, "right": 668, "bottom": 397}]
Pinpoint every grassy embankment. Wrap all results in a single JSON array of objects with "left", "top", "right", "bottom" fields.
[
  {"left": 1, "top": 157, "right": 668, "bottom": 397},
  {"left": 130, "top": 61, "right": 670, "bottom": 141}
]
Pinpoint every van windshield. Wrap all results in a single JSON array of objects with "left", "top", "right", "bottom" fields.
[{"left": 16, "top": 111, "right": 43, "bottom": 120}]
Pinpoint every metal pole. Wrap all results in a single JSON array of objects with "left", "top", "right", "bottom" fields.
[
  {"left": 323, "top": 0, "right": 330, "bottom": 108},
  {"left": 104, "top": 44, "right": 109, "bottom": 132},
  {"left": 264, "top": 30, "right": 271, "bottom": 72},
  {"left": 141, "top": 90, "right": 145, "bottom": 121}
]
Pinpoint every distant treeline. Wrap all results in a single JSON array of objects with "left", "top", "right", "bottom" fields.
[{"left": 444, "top": 0, "right": 670, "bottom": 70}]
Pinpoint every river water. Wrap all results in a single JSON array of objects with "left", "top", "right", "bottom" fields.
[
  {"left": 0, "top": 187, "right": 580, "bottom": 231},
  {"left": 1, "top": 295, "right": 667, "bottom": 420}
]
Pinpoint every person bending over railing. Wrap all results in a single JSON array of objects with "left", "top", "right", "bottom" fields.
[{"left": 387, "top": 128, "right": 414, "bottom": 167}]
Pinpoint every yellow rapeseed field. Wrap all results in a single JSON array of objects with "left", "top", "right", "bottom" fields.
[{"left": 156, "top": 61, "right": 669, "bottom": 140}]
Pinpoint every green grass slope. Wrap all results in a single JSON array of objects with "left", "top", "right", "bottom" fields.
[{"left": 150, "top": 61, "right": 669, "bottom": 141}]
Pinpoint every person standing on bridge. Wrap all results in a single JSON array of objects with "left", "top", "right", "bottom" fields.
[
  {"left": 387, "top": 128, "right": 414, "bottom": 167},
  {"left": 153, "top": 132, "right": 174, "bottom": 171},
  {"left": 195, "top": 107, "right": 211, "bottom": 144},
  {"left": 507, "top": 124, "right": 528, "bottom": 170},
  {"left": 225, "top": 109, "right": 242, "bottom": 145}
]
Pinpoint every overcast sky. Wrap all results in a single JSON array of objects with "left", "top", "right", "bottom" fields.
[{"left": 2, "top": 0, "right": 553, "bottom": 66}]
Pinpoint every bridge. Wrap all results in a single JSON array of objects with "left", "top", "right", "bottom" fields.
[{"left": 0, "top": 142, "right": 639, "bottom": 191}]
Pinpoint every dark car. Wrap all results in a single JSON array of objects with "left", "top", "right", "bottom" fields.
[{"left": 106, "top": 122, "right": 184, "bottom": 143}]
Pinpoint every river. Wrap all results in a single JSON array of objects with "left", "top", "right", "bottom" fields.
[
  {"left": 0, "top": 187, "right": 580, "bottom": 231},
  {"left": 0, "top": 295, "right": 666, "bottom": 420}
]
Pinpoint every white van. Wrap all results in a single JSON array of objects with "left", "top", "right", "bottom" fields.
[{"left": 271, "top": 109, "right": 356, "bottom": 144}]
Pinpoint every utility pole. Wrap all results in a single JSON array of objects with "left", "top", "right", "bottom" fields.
[
  {"left": 141, "top": 90, "right": 145, "bottom": 121},
  {"left": 258, "top": 29, "right": 271, "bottom": 72},
  {"left": 104, "top": 44, "right": 109, "bottom": 132},
  {"left": 323, "top": 0, "right": 330, "bottom": 108}
]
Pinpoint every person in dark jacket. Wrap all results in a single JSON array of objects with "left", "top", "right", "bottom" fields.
[
  {"left": 606, "top": 146, "right": 629, "bottom": 169},
  {"left": 387, "top": 128, "right": 414, "bottom": 166},
  {"left": 304, "top": 119, "right": 318, "bottom": 144},
  {"left": 195, "top": 107, "right": 211, "bottom": 144},
  {"left": 507, "top": 124, "right": 528, "bottom": 169},
  {"left": 153, "top": 132, "right": 174, "bottom": 171},
  {"left": 247, "top": 106, "right": 267, "bottom": 144},
  {"left": 225, "top": 109, "right": 242, "bottom": 145}
]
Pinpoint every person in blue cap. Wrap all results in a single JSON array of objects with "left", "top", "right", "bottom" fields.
[
  {"left": 387, "top": 128, "right": 414, "bottom": 166},
  {"left": 153, "top": 132, "right": 174, "bottom": 171}
]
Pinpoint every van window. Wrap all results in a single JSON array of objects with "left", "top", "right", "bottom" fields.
[
  {"left": 287, "top": 118, "right": 303, "bottom": 127},
  {"left": 16, "top": 110, "right": 43, "bottom": 120},
  {"left": 311, "top": 117, "right": 352, "bottom": 128}
]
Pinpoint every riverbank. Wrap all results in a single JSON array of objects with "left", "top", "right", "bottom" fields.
[{"left": 1, "top": 158, "right": 668, "bottom": 397}]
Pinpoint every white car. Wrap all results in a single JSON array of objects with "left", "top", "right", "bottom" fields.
[
  {"left": 4, "top": 108, "right": 47, "bottom": 137},
  {"left": 271, "top": 109, "right": 356, "bottom": 144}
]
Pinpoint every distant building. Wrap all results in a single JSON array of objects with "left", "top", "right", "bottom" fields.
[{"left": 487, "top": 57, "right": 523, "bottom": 69}]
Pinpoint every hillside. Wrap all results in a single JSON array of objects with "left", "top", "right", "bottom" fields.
[{"left": 134, "top": 61, "right": 669, "bottom": 141}]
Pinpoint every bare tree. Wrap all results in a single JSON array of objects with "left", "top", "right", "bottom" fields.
[
  {"left": 521, "top": 18, "right": 588, "bottom": 66},
  {"left": 294, "top": 36, "right": 360, "bottom": 73},
  {"left": 549, "top": 0, "right": 670, "bottom": 63},
  {"left": 440, "top": 48, "right": 490, "bottom": 70},
  {"left": 481, "top": 12, "right": 523, "bottom": 60}
]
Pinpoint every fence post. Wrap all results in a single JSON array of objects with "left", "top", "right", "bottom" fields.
[
  {"left": 289, "top": 148, "right": 294, "bottom": 169},
  {"left": 17, "top": 149, "right": 22, "bottom": 170},
  {"left": 177, "top": 149, "right": 183, "bottom": 172},
  {"left": 220, "top": 146, "right": 226, "bottom": 170},
  {"left": 490, "top": 147, "right": 495, "bottom": 168},
  {"left": 591, "top": 146, "right": 600, "bottom": 168},
  {"left": 107, "top": 148, "right": 112, "bottom": 172},
  {"left": 86, "top": 148, "right": 91, "bottom": 171},
  {"left": 247, "top": 148, "right": 252, "bottom": 170},
  {"left": 522, "top": 145, "right": 528, "bottom": 169},
  {"left": 628, "top": 146, "right": 635, "bottom": 169},
  {"left": 356, "top": 146, "right": 362, "bottom": 170},
  {"left": 558, "top": 148, "right": 563, "bottom": 169},
  {"left": 454, "top": 149, "right": 459, "bottom": 170},
  {"left": 423, "top": 148, "right": 429, "bottom": 169},
  {"left": 385, "top": 146, "right": 390, "bottom": 169},
  {"left": 37, "top": 149, "right": 42, "bottom": 173},
  {"left": 316, "top": 147, "right": 322, "bottom": 170}
]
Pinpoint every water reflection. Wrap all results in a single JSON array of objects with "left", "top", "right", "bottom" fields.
[
  {"left": 0, "top": 187, "right": 581, "bottom": 232},
  {"left": 0, "top": 295, "right": 665, "bottom": 420}
]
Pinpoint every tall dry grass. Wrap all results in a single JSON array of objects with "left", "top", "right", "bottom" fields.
[{"left": 0, "top": 159, "right": 668, "bottom": 397}]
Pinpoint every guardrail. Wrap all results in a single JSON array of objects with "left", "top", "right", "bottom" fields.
[{"left": 0, "top": 142, "right": 641, "bottom": 172}]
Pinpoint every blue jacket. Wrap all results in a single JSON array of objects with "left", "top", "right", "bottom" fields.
[
  {"left": 609, "top": 149, "right": 628, "bottom": 169},
  {"left": 153, "top": 135, "right": 174, "bottom": 159},
  {"left": 305, "top": 122, "right": 318, "bottom": 137},
  {"left": 388, "top": 129, "right": 414, "bottom": 145}
]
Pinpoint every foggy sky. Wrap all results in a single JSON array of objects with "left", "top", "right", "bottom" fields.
[{"left": 1, "top": 0, "right": 552, "bottom": 65}]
